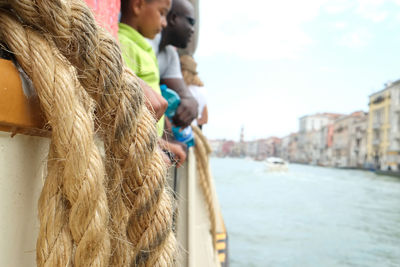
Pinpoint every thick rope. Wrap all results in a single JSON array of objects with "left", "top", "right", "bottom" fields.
[
  {"left": 193, "top": 126, "right": 212, "bottom": 154},
  {"left": 0, "top": 0, "right": 177, "bottom": 266},
  {"left": 193, "top": 126, "right": 217, "bottom": 249},
  {"left": 37, "top": 144, "right": 74, "bottom": 267},
  {"left": 0, "top": 12, "right": 110, "bottom": 266}
]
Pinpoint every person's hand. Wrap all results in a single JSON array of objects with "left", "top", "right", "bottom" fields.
[
  {"left": 160, "top": 148, "right": 172, "bottom": 167},
  {"left": 163, "top": 116, "right": 173, "bottom": 139},
  {"left": 139, "top": 78, "right": 168, "bottom": 121},
  {"left": 160, "top": 78, "right": 198, "bottom": 127},
  {"left": 167, "top": 141, "right": 187, "bottom": 168},
  {"left": 173, "top": 96, "right": 198, "bottom": 127},
  {"left": 159, "top": 139, "right": 187, "bottom": 168}
]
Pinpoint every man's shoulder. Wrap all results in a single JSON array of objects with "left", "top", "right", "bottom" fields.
[
  {"left": 164, "top": 45, "right": 178, "bottom": 56},
  {"left": 158, "top": 45, "right": 178, "bottom": 59},
  {"left": 159, "top": 45, "right": 180, "bottom": 67},
  {"left": 158, "top": 45, "right": 182, "bottom": 79}
]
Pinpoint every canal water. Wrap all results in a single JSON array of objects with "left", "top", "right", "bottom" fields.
[{"left": 210, "top": 157, "right": 400, "bottom": 267}]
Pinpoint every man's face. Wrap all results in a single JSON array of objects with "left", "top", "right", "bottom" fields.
[
  {"left": 169, "top": 2, "right": 195, "bottom": 48},
  {"left": 138, "top": 0, "right": 172, "bottom": 39}
]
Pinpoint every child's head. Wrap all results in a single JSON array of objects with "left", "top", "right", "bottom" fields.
[{"left": 121, "top": 0, "right": 171, "bottom": 39}]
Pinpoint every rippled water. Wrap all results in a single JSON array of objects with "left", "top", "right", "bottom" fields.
[{"left": 211, "top": 158, "right": 400, "bottom": 267}]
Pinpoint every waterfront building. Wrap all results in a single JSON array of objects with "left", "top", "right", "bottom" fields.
[
  {"left": 209, "top": 139, "right": 233, "bottom": 157},
  {"left": 245, "top": 140, "right": 258, "bottom": 159},
  {"left": 272, "top": 137, "right": 282, "bottom": 158},
  {"left": 242, "top": 139, "right": 258, "bottom": 159},
  {"left": 209, "top": 139, "right": 223, "bottom": 156},
  {"left": 308, "top": 129, "right": 322, "bottom": 165},
  {"left": 280, "top": 135, "right": 291, "bottom": 161},
  {"left": 268, "top": 137, "right": 282, "bottom": 158},
  {"left": 231, "top": 141, "right": 243, "bottom": 157},
  {"left": 288, "top": 133, "right": 299, "bottom": 162},
  {"left": 298, "top": 113, "right": 342, "bottom": 163},
  {"left": 241, "top": 139, "right": 266, "bottom": 160},
  {"left": 221, "top": 140, "right": 236, "bottom": 157},
  {"left": 367, "top": 86, "right": 391, "bottom": 170},
  {"left": 332, "top": 111, "right": 366, "bottom": 167},
  {"left": 239, "top": 126, "right": 246, "bottom": 157},
  {"left": 249, "top": 137, "right": 281, "bottom": 160},
  {"left": 318, "top": 124, "right": 334, "bottom": 166},
  {"left": 387, "top": 80, "right": 400, "bottom": 170},
  {"left": 349, "top": 112, "right": 368, "bottom": 168}
]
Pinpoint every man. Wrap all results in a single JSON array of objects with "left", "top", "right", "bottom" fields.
[{"left": 151, "top": 0, "right": 198, "bottom": 128}]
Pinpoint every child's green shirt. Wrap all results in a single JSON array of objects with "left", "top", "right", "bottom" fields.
[{"left": 118, "top": 23, "right": 164, "bottom": 136}]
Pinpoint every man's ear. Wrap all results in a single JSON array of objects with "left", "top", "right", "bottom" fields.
[
  {"left": 168, "top": 13, "right": 177, "bottom": 26},
  {"left": 132, "top": 0, "right": 145, "bottom": 16}
]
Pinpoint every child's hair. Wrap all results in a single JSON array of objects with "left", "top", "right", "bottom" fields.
[{"left": 121, "top": 0, "right": 155, "bottom": 13}]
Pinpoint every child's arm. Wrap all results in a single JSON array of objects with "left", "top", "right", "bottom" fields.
[{"left": 138, "top": 77, "right": 168, "bottom": 121}]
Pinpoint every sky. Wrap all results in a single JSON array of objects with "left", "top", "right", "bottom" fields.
[{"left": 194, "top": 0, "right": 400, "bottom": 141}]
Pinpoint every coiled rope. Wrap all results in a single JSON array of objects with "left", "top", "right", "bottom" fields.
[
  {"left": 193, "top": 126, "right": 217, "bottom": 249},
  {"left": 0, "top": 12, "right": 110, "bottom": 266},
  {"left": 0, "top": 1, "right": 176, "bottom": 266}
]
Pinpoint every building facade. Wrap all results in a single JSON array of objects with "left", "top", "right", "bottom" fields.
[
  {"left": 280, "top": 135, "right": 291, "bottom": 161},
  {"left": 367, "top": 87, "right": 391, "bottom": 170},
  {"left": 297, "top": 113, "right": 342, "bottom": 164},
  {"left": 288, "top": 133, "right": 299, "bottom": 162},
  {"left": 349, "top": 112, "right": 368, "bottom": 168},
  {"left": 387, "top": 81, "right": 400, "bottom": 170},
  {"left": 318, "top": 124, "right": 334, "bottom": 166},
  {"left": 331, "top": 111, "right": 366, "bottom": 167}
]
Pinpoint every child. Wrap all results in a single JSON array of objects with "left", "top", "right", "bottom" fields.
[{"left": 119, "top": 0, "right": 187, "bottom": 166}]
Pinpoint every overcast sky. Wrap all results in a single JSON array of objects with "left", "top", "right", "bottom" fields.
[{"left": 195, "top": 0, "right": 400, "bottom": 141}]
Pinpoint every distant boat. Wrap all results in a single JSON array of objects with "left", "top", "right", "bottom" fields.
[{"left": 265, "top": 157, "right": 289, "bottom": 172}]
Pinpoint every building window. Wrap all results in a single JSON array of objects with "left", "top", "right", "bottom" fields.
[
  {"left": 374, "top": 129, "right": 380, "bottom": 141},
  {"left": 374, "top": 108, "right": 383, "bottom": 125},
  {"left": 397, "top": 115, "right": 400, "bottom": 132},
  {"left": 398, "top": 90, "right": 400, "bottom": 105}
]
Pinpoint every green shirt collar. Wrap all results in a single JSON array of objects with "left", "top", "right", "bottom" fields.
[{"left": 118, "top": 23, "right": 153, "bottom": 52}]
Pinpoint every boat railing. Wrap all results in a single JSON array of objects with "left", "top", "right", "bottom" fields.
[{"left": 0, "top": 55, "right": 228, "bottom": 267}]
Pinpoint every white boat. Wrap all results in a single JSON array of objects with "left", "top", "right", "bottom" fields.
[{"left": 266, "top": 157, "right": 289, "bottom": 172}]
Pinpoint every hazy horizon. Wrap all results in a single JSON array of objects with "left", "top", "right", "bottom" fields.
[{"left": 196, "top": 0, "right": 400, "bottom": 141}]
